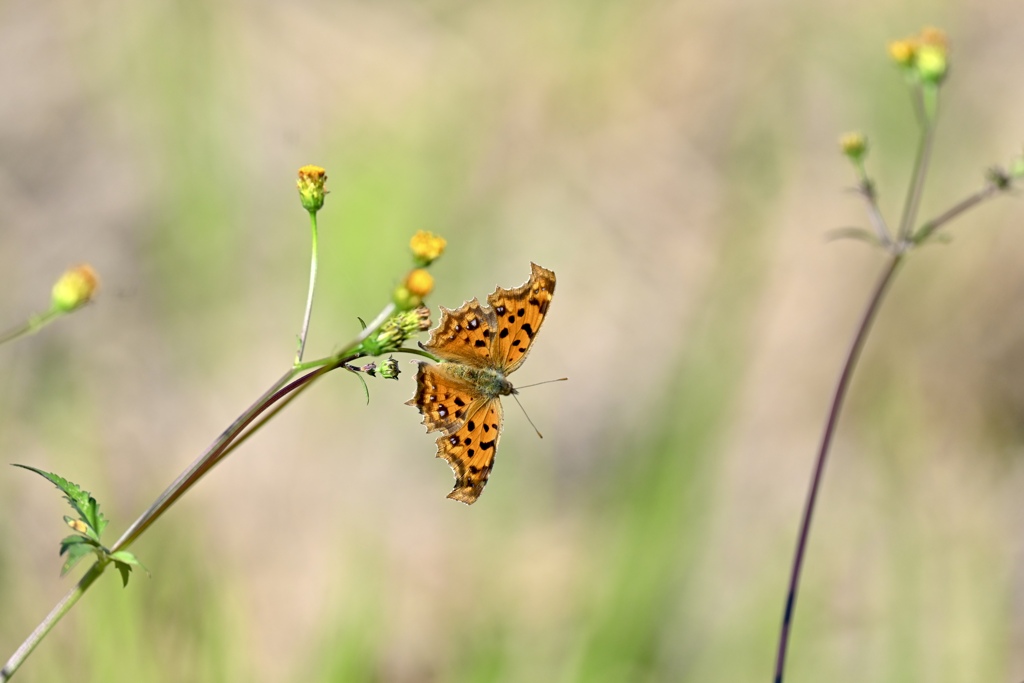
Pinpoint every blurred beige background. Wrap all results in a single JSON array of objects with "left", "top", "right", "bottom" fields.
[{"left": 3, "top": 1, "right": 1024, "bottom": 681}]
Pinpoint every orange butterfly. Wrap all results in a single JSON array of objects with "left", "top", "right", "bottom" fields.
[{"left": 407, "top": 263, "right": 556, "bottom": 504}]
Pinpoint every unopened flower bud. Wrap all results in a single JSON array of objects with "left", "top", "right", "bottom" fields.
[
  {"left": 888, "top": 40, "right": 915, "bottom": 67},
  {"left": 51, "top": 264, "right": 99, "bottom": 313},
  {"left": 297, "top": 165, "right": 328, "bottom": 213},
  {"left": 839, "top": 132, "right": 868, "bottom": 162},
  {"left": 378, "top": 356, "right": 400, "bottom": 380},
  {"left": 393, "top": 269, "right": 434, "bottom": 310}
]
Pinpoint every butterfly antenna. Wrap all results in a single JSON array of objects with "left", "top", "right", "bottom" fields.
[
  {"left": 513, "top": 377, "right": 568, "bottom": 390},
  {"left": 510, "top": 392, "right": 545, "bottom": 439}
]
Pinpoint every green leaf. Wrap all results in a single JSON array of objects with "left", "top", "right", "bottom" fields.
[
  {"left": 825, "top": 227, "right": 881, "bottom": 246},
  {"left": 13, "top": 465, "right": 108, "bottom": 537},
  {"left": 60, "top": 543, "right": 95, "bottom": 577},
  {"left": 113, "top": 561, "right": 132, "bottom": 587},
  {"left": 348, "top": 367, "right": 370, "bottom": 405},
  {"left": 59, "top": 534, "right": 98, "bottom": 557},
  {"left": 110, "top": 551, "right": 151, "bottom": 580}
]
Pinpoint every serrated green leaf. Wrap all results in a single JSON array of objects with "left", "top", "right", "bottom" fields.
[
  {"left": 60, "top": 543, "right": 94, "bottom": 577},
  {"left": 59, "top": 534, "right": 97, "bottom": 557},
  {"left": 114, "top": 561, "right": 132, "bottom": 587},
  {"left": 110, "top": 551, "right": 151, "bottom": 578},
  {"left": 14, "top": 465, "right": 108, "bottom": 537}
]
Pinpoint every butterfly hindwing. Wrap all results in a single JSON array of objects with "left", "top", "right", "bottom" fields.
[
  {"left": 486, "top": 262, "right": 556, "bottom": 374},
  {"left": 405, "top": 363, "right": 479, "bottom": 435},
  {"left": 421, "top": 299, "right": 499, "bottom": 367},
  {"left": 434, "top": 398, "right": 504, "bottom": 504}
]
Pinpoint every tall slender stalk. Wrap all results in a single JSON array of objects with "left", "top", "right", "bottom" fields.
[
  {"left": 772, "top": 254, "right": 903, "bottom": 682},
  {"left": 296, "top": 210, "right": 319, "bottom": 364}
]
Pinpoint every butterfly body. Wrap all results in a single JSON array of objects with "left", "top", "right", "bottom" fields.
[
  {"left": 407, "top": 263, "right": 556, "bottom": 504},
  {"left": 443, "top": 363, "right": 515, "bottom": 399}
]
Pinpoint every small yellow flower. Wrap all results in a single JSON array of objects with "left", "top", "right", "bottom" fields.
[
  {"left": 888, "top": 39, "right": 916, "bottom": 67},
  {"left": 409, "top": 230, "right": 447, "bottom": 266},
  {"left": 297, "top": 165, "right": 328, "bottom": 213},
  {"left": 839, "top": 132, "right": 868, "bottom": 161},
  {"left": 51, "top": 264, "right": 99, "bottom": 313}
]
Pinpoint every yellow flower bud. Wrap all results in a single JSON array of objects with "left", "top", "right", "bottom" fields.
[
  {"left": 409, "top": 231, "right": 447, "bottom": 266},
  {"left": 405, "top": 269, "right": 434, "bottom": 298},
  {"left": 392, "top": 270, "right": 434, "bottom": 311},
  {"left": 916, "top": 43, "right": 948, "bottom": 85},
  {"left": 296, "top": 165, "right": 328, "bottom": 213},
  {"left": 888, "top": 40, "right": 916, "bottom": 67},
  {"left": 839, "top": 132, "right": 868, "bottom": 161},
  {"left": 51, "top": 264, "right": 99, "bottom": 313}
]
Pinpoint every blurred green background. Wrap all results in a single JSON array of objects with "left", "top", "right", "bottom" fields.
[{"left": 3, "top": 1, "right": 1024, "bottom": 681}]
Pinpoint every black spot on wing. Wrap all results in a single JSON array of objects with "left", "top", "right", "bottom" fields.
[
  {"left": 521, "top": 323, "right": 535, "bottom": 339},
  {"left": 499, "top": 328, "right": 509, "bottom": 339},
  {"left": 480, "top": 439, "right": 496, "bottom": 451}
]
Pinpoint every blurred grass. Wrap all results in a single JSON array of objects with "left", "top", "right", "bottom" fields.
[{"left": 3, "top": 1, "right": 1024, "bottom": 682}]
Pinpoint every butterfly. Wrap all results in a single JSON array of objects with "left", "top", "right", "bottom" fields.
[{"left": 406, "top": 263, "right": 556, "bottom": 504}]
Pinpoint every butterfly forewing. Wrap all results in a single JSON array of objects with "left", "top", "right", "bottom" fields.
[
  {"left": 486, "top": 262, "right": 556, "bottom": 374},
  {"left": 421, "top": 299, "right": 499, "bottom": 368},
  {"left": 435, "top": 398, "right": 504, "bottom": 504}
]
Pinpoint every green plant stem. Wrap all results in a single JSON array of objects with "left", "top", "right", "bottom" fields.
[
  {"left": 0, "top": 561, "right": 106, "bottom": 682},
  {"left": 896, "top": 99, "right": 938, "bottom": 243},
  {"left": 0, "top": 310, "right": 63, "bottom": 347},
  {"left": 857, "top": 181, "right": 893, "bottom": 248},
  {"left": 215, "top": 358, "right": 351, "bottom": 462},
  {"left": 109, "top": 367, "right": 309, "bottom": 553},
  {"left": 773, "top": 254, "right": 904, "bottom": 683},
  {"left": 3, "top": 301, "right": 401, "bottom": 680},
  {"left": 394, "top": 346, "right": 440, "bottom": 363},
  {"left": 295, "top": 211, "right": 319, "bottom": 364}
]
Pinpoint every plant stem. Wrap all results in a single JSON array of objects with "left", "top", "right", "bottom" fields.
[
  {"left": 896, "top": 101, "right": 938, "bottom": 243},
  {"left": 108, "top": 367, "right": 301, "bottom": 553},
  {"left": 913, "top": 180, "right": 1003, "bottom": 244},
  {"left": 0, "top": 561, "right": 106, "bottom": 682},
  {"left": 0, "top": 310, "right": 62, "bottom": 347},
  {"left": 773, "top": 253, "right": 904, "bottom": 683},
  {"left": 295, "top": 211, "right": 319, "bottom": 364}
]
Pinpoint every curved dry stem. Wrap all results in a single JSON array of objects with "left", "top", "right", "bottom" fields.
[{"left": 773, "top": 254, "right": 903, "bottom": 682}]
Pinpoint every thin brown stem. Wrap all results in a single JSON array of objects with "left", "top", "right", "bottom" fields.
[
  {"left": 773, "top": 254, "right": 904, "bottom": 683},
  {"left": 913, "top": 181, "right": 1003, "bottom": 244}
]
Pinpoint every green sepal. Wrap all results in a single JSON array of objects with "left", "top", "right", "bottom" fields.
[
  {"left": 14, "top": 465, "right": 108, "bottom": 537},
  {"left": 60, "top": 543, "right": 96, "bottom": 577}
]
